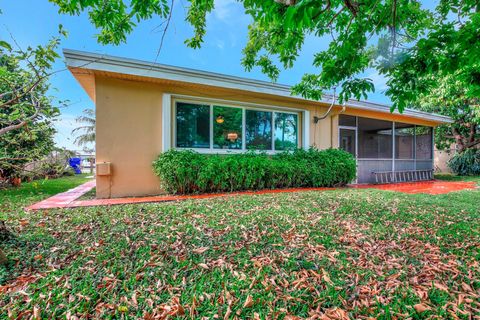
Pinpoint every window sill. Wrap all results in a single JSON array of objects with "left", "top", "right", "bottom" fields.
[{"left": 174, "top": 147, "right": 292, "bottom": 155}]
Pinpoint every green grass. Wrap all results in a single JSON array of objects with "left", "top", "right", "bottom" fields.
[
  {"left": 0, "top": 174, "right": 90, "bottom": 216},
  {"left": 1, "top": 175, "right": 479, "bottom": 319}
]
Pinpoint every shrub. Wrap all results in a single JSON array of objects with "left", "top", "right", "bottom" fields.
[
  {"left": 448, "top": 149, "right": 480, "bottom": 175},
  {"left": 153, "top": 148, "right": 356, "bottom": 194}
]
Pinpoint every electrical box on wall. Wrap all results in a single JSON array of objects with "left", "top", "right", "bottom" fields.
[{"left": 96, "top": 162, "right": 111, "bottom": 176}]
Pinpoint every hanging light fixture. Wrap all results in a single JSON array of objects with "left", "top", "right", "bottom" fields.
[{"left": 215, "top": 115, "right": 225, "bottom": 124}]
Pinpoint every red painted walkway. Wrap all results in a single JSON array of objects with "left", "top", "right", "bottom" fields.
[
  {"left": 352, "top": 180, "right": 477, "bottom": 195},
  {"left": 26, "top": 179, "right": 477, "bottom": 211},
  {"left": 26, "top": 180, "right": 97, "bottom": 210}
]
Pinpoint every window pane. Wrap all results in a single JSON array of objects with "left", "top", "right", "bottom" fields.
[
  {"left": 339, "top": 115, "right": 356, "bottom": 127},
  {"left": 357, "top": 117, "right": 393, "bottom": 158},
  {"left": 176, "top": 102, "right": 210, "bottom": 148},
  {"left": 274, "top": 113, "right": 298, "bottom": 150},
  {"left": 213, "top": 106, "right": 242, "bottom": 149},
  {"left": 416, "top": 126, "right": 433, "bottom": 159},
  {"left": 395, "top": 123, "right": 414, "bottom": 159},
  {"left": 246, "top": 110, "right": 272, "bottom": 150}
]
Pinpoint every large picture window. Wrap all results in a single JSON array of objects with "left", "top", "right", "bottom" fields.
[{"left": 174, "top": 101, "right": 299, "bottom": 152}]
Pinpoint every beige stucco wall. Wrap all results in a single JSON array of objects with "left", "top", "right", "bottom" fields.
[
  {"left": 96, "top": 77, "right": 164, "bottom": 198},
  {"left": 94, "top": 75, "right": 336, "bottom": 198},
  {"left": 92, "top": 72, "right": 443, "bottom": 198},
  {"left": 435, "top": 147, "right": 455, "bottom": 173}
]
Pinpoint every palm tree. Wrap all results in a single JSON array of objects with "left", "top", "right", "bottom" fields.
[{"left": 72, "top": 109, "right": 95, "bottom": 146}]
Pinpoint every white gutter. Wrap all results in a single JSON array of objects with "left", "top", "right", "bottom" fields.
[{"left": 63, "top": 49, "right": 453, "bottom": 124}]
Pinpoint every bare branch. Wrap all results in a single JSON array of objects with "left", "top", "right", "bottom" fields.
[
  {"left": 152, "top": 0, "right": 175, "bottom": 66},
  {"left": 274, "top": 0, "right": 297, "bottom": 5},
  {"left": 326, "top": 6, "right": 347, "bottom": 28},
  {"left": 0, "top": 76, "right": 44, "bottom": 109},
  {"left": 0, "top": 96, "right": 42, "bottom": 136}
]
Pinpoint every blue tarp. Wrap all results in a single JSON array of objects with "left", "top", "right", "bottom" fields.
[{"left": 69, "top": 157, "right": 82, "bottom": 174}]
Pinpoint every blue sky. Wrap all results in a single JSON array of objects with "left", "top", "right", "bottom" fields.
[{"left": 1, "top": 0, "right": 391, "bottom": 150}]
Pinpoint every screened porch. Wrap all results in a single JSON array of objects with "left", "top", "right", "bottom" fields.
[{"left": 338, "top": 115, "right": 434, "bottom": 184}]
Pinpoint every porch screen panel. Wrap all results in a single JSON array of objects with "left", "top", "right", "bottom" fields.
[
  {"left": 396, "top": 160, "right": 415, "bottom": 171},
  {"left": 416, "top": 126, "right": 433, "bottom": 160},
  {"left": 416, "top": 160, "right": 433, "bottom": 170},
  {"left": 339, "top": 115, "right": 356, "bottom": 127},
  {"left": 395, "top": 123, "right": 414, "bottom": 159},
  {"left": 176, "top": 102, "right": 210, "bottom": 148},
  {"left": 339, "top": 128, "right": 356, "bottom": 156},
  {"left": 357, "top": 160, "right": 393, "bottom": 183},
  {"left": 246, "top": 110, "right": 273, "bottom": 150},
  {"left": 357, "top": 117, "right": 393, "bottom": 159}
]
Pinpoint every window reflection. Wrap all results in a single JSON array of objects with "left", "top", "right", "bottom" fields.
[
  {"left": 246, "top": 110, "right": 272, "bottom": 150},
  {"left": 176, "top": 102, "right": 210, "bottom": 148},
  {"left": 275, "top": 113, "right": 298, "bottom": 150}
]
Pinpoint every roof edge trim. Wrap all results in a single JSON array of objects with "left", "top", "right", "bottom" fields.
[{"left": 63, "top": 49, "right": 453, "bottom": 124}]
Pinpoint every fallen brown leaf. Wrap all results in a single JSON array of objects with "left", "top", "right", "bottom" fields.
[
  {"left": 243, "top": 295, "right": 254, "bottom": 308},
  {"left": 193, "top": 247, "right": 209, "bottom": 254},
  {"left": 414, "top": 303, "right": 431, "bottom": 313}
]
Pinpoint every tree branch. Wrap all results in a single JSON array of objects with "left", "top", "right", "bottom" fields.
[
  {"left": 326, "top": 6, "right": 347, "bottom": 28},
  {"left": 0, "top": 96, "right": 41, "bottom": 136}
]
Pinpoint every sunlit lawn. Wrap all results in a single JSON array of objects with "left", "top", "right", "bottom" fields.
[{"left": 1, "top": 175, "right": 479, "bottom": 319}]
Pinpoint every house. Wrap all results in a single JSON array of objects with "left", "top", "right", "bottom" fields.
[{"left": 64, "top": 49, "right": 453, "bottom": 199}]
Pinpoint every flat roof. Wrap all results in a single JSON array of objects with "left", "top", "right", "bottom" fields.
[{"left": 63, "top": 49, "right": 453, "bottom": 124}]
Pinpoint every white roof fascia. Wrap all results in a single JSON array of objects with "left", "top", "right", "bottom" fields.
[{"left": 63, "top": 49, "right": 453, "bottom": 124}]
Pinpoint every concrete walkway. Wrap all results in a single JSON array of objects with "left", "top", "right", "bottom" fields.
[{"left": 25, "top": 179, "right": 477, "bottom": 211}]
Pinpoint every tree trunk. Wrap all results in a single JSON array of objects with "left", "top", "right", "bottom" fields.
[
  {"left": 0, "top": 248, "right": 7, "bottom": 265},
  {"left": 452, "top": 127, "right": 466, "bottom": 153},
  {"left": 0, "top": 221, "right": 12, "bottom": 265}
]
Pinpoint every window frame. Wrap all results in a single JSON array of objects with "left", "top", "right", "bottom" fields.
[{"left": 172, "top": 97, "right": 301, "bottom": 154}]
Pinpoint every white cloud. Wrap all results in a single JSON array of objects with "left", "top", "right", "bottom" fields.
[
  {"left": 208, "top": 0, "right": 250, "bottom": 26},
  {"left": 366, "top": 70, "right": 389, "bottom": 91},
  {"left": 212, "top": 0, "right": 237, "bottom": 22},
  {"left": 215, "top": 39, "right": 225, "bottom": 50}
]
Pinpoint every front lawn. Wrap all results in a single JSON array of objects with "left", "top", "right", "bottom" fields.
[{"left": 1, "top": 176, "right": 479, "bottom": 318}]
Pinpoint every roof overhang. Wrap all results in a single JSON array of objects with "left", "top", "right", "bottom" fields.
[{"left": 63, "top": 49, "right": 453, "bottom": 125}]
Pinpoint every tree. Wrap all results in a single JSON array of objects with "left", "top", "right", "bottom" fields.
[
  {"left": 0, "top": 33, "right": 65, "bottom": 183},
  {"left": 379, "top": 3, "right": 480, "bottom": 151},
  {"left": 49, "top": 0, "right": 479, "bottom": 149},
  {"left": 72, "top": 108, "right": 95, "bottom": 147},
  {"left": 413, "top": 75, "right": 479, "bottom": 153},
  {"left": 48, "top": 0, "right": 430, "bottom": 105}
]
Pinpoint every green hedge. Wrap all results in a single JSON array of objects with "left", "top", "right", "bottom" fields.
[
  {"left": 448, "top": 149, "right": 480, "bottom": 175},
  {"left": 152, "top": 148, "right": 356, "bottom": 194}
]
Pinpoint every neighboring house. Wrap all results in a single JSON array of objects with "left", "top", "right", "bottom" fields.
[{"left": 64, "top": 49, "right": 452, "bottom": 199}]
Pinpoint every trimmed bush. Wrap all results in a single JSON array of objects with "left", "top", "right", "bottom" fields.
[
  {"left": 448, "top": 149, "right": 480, "bottom": 175},
  {"left": 153, "top": 148, "right": 356, "bottom": 194}
]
